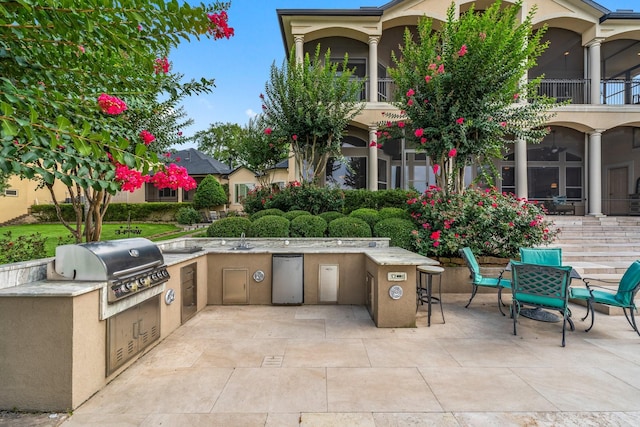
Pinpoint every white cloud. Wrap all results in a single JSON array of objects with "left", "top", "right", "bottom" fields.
[{"left": 245, "top": 108, "right": 258, "bottom": 118}]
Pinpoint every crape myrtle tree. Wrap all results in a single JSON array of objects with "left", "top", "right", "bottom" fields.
[
  {"left": 383, "top": 0, "right": 557, "bottom": 195},
  {"left": 261, "top": 44, "right": 365, "bottom": 185},
  {"left": 0, "top": 0, "right": 234, "bottom": 242},
  {"left": 238, "top": 115, "right": 289, "bottom": 187}
]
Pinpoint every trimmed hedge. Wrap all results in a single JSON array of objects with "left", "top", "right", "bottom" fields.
[
  {"left": 31, "top": 202, "right": 191, "bottom": 223},
  {"left": 290, "top": 215, "right": 327, "bottom": 238},
  {"left": 176, "top": 207, "right": 201, "bottom": 225},
  {"left": 328, "top": 217, "right": 372, "bottom": 238},
  {"left": 342, "top": 188, "right": 417, "bottom": 213},
  {"left": 248, "top": 215, "right": 290, "bottom": 237},
  {"left": 318, "top": 211, "right": 344, "bottom": 223},
  {"left": 378, "top": 207, "right": 411, "bottom": 220},
  {"left": 349, "top": 208, "right": 380, "bottom": 230},
  {"left": 250, "top": 208, "right": 285, "bottom": 221},
  {"left": 283, "top": 210, "right": 311, "bottom": 221},
  {"left": 373, "top": 218, "right": 416, "bottom": 250},
  {"left": 206, "top": 217, "right": 251, "bottom": 238}
]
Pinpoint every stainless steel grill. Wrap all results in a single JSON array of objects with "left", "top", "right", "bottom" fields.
[{"left": 50, "top": 237, "right": 170, "bottom": 303}]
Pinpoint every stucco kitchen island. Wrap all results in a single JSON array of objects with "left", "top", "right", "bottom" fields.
[{"left": 0, "top": 238, "right": 437, "bottom": 411}]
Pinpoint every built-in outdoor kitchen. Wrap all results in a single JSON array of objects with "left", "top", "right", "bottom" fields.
[{"left": 0, "top": 236, "right": 435, "bottom": 412}]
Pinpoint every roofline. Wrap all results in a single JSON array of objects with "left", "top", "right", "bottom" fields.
[
  {"left": 276, "top": 7, "right": 383, "bottom": 56},
  {"left": 600, "top": 11, "right": 640, "bottom": 23}
]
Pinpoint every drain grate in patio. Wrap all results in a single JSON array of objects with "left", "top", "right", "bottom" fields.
[{"left": 261, "top": 355, "right": 283, "bottom": 367}]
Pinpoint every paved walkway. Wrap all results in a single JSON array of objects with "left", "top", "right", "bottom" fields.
[{"left": 55, "top": 294, "right": 640, "bottom": 426}]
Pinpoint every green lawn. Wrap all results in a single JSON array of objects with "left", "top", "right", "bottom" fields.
[{"left": 0, "top": 223, "right": 190, "bottom": 257}]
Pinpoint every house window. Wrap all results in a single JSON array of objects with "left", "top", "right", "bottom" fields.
[
  {"left": 326, "top": 157, "right": 367, "bottom": 189},
  {"left": 565, "top": 167, "right": 582, "bottom": 200},
  {"left": 501, "top": 166, "right": 515, "bottom": 195},
  {"left": 235, "top": 183, "right": 254, "bottom": 204},
  {"left": 159, "top": 188, "right": 176, "bottom": 198},
  {"left": 4, "top": 189, "right": 18, "bottom": 197}
]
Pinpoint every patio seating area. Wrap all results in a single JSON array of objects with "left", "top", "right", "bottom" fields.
[{"left": 59, "top": 294, "right": 640, "bottom": 426}]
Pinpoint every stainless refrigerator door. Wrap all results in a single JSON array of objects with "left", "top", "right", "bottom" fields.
[{"left": 272, "top": 254, "right": 303, "bottom": 304}]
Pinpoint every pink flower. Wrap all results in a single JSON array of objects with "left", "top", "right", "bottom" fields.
[
  {"left": 513, "top": 93, "right": 520, "bottom": 100},
  {"left": 456, "top": 117, "right": 464, "bottom": 125},
  {"left": 430, "top": 230, "right": 441, "bottom": 240},
  {"left": 292, "top": 134, "right": 298, "bottom": 141},
  {"left": 137, "top": 24, "right": 142, "bottom": 31},
  {"left": 425, "top": 75, "right": 432, "bottom": 83},
  {"left": 428, "top": 63, "right": 437, "bottom": 70},
  {"left": 414, "top": 128, "right": 424, "bottom": 138},
  {"left": 398, "top": 121, "right": 405, "bottom": 128},
  {"left": 154, "top": 57, "right": 170, "bottom": 74},
  {"left": 406, "top": 88, "right": 415, "bottom": 97},
  {"left": 458, "top": 44, "right": 468, "bottom": 57},
  {"left": 420, "top": 137, "right": 427, "bottom": 144},
  {"left": 448, "top": 148, "right": 457, "bottom": 157},
  {"left": 97, "top": 93, "right": 127, "bottom": 115},
  {"left": 369, "top": 141, "right": 377, "bottom": 147},
  {"left": 78, "top": 45, "right": 85, "bottom": 53},
  {"left": 500, "top": 121, "right": 507, "bottom": 128},
  {"left": 207, "top": 11, "right": 235, "bottom": 39},
  {"left": 433, "top": 241, "right": 440, "bottom": 247},
  {"left": 433, "top": 164, "right": 440, "bottom": 175},
  {"left": 407, "top": 99, "right": 413, "bottom": 106},
  {"left": 437, "top": 64, "right": 445, "bottom": 74},
  {"left": 177, "top": 131, "right": 183, "bottom": 136},
  {"left": 259, "top": 93, "right": 265, "bottom": 99},
  {"left": 264, "top": 128, "right": 272, "bottom": 135},
  {"left": 139, "top": 130, "right": 155, "bottom": 145},
  {"left": 386, "top": 121, "right": 392, "bottom": 128}
]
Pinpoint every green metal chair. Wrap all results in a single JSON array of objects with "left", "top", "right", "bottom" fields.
[
  {"left": 570, "top": 260, "right": 640, "bottom": 336},
  {"left": 459, "top": 247, "right": 511, "bottom": 315},
  {"left": 510, "top": 261, "right": 573, "bottom": 347},
  {"left": 519, "top": 248, "right": 562, "bottom": 266}
]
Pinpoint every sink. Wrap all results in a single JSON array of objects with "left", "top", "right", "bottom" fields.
[{"left": 228, "top": 246, "right": 253, "bottom": 251}]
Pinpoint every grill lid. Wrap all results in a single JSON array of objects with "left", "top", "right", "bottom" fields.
[{"left": 54, "top": 237, "right": 164, "bottom": 281}]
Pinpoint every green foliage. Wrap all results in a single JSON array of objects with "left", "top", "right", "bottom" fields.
[
  {"left": 0, "top": 1, "right": 229, "bottom": 242},
  {"left": 206, "top": 217, "right": 252, "bottom": 238},
  {"left": 193, "top": 122, "right": 245, "bottom": 168},
  {"left": 290, "top": 215, "right": 327, "bottom": 238},
  {"left": 248, "top": 215, "right": 290, "bottom": 238},
  {"left": 251, "top": 208, "right": 285, "bottom": 221},
  {"left": 262, "top": 44, "right": 365, "bottom": 184},
  {"left": 193, "top": 175, "right": 227, "bottom": 210},
  {"left": 244, "top": 183, "right": 345, "bottom": 215},
  {"left": 176, "top": 207, "right": 201, "bottom": 225},
  {"left": 328, "top": 217, "right": 372, "bottom": 238},
  {"left": 349, "top": 208, "right": 380, "bottom": 230},
  {"left": 0, "top": 232, "right": 48, "bottom": 264},
  {"left": 387, "top": 0, "right": 556, "bottom": 193},
  {"left": 343, "top": 189, "right": 417, "bottom": 213},
  {"left": 283, "top": 210, "right": 311, "bottom": 221},
  {"left": 373, "top": 218, "right": 415, "bottom": 250},
  {"left": 378, "top": 207, "right": 411, "bottom": 220},
  {"left": 318, "top": 211, "right": 344, "bottom": 223},
  {"left": 406, "top": 186, "right": 558, "bottom": 258},
  {"left": 30, "top": 202, "right": 193, "bottom": 223}
]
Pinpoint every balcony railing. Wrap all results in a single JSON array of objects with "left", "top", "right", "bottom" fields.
[
  {"left": 602, "top": 79, "right": 640, "bottom": 105},
  {"left": 535, "top": 79, "right": 590, "bottom": 104}
]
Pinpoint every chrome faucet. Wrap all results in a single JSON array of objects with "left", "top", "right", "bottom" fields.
[{"left": 239, "top": 232, "right": 247, "bottom": 249}]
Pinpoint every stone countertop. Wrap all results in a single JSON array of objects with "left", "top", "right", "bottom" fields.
[{"left": 0, "top": 279, "right": 104, "bottom": 297}]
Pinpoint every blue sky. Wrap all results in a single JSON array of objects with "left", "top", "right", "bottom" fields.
[{"left": 169, "top": 0, "right": 638, "bottom": 144}]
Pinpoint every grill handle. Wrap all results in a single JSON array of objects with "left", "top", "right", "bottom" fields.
[{"left": 113, "top": 260, "right": 162, "bottom": 278}]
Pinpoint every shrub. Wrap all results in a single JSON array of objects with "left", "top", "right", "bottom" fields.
[
  {"left": 343, "top": 188, "right": 417, "bottom": 213},
  {"left": 290, "top": 215, "right": 327, "bottom": 238},
  {"left": 248, "top": 215, "right": 290, "bottom": 238},
  {"left": 283, "top": 210, "right": 311, "bottom": 221},
  {"left": 251, "top": 208, "right": 285, "bottom": 221},
  {"left": 406, "top": 186, "right": 559, "bottom": 258},
  {"left": 374, "top": 218, "right": 415, "bottom": 250},
  {"left": 0, "top": 231, "right": 47, "bottom": 264},
  {"left": 319, "top": 211, "right": 344, "bottom": 223},
  {"left": 193, "top": 175, "right": 227, "bottom": 210},
  {"left": 206, "top": 217, "right": 251, "bottom": 238},
  {"left": 349, "top": 208, "right": 380, "bottom": 230},
  {"left": 243, "top": 183, "right": 344, "bottom": 215},
  {"left": 176, "top": 207, "right": 201, "bottom": 225},
  {"left": 378, "top": 207, "right": 410, "bottom": 220},
  {"left": 328, "top": 217, "right": 372, "bottom": 238}
]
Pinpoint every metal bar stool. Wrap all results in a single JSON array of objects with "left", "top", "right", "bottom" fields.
[{"left": 416, "top": 265, "right": 445, "bottom": 326}]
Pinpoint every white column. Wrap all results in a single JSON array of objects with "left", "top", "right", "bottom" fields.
[
  {"left": 588, "top": 130, "right": 603, "bottom": 216},
  {"left": 294, "top": 35, "right": 304, "bottom": 64},
  {"left": 368, "top": 126, "right": 379, "bottom": 191},
  {"left": 588, "top": 39, "right": 602, "bottom": 105},
  {"left": 515, "top": 137, "right": 528, "bottom": 199},
  {"left": 368, "top": 36, "right": 380, "bottom": 103}
]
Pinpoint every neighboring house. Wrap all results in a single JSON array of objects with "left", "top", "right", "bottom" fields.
[
  {"left": 227, "top": 159, "right": 291, "bottom": 211},
  {"left": 0, "top": 175, "right": 68, "bottom": 224},
  {"left": 277, "top": 0, "right": 640, "bottom": 216}
]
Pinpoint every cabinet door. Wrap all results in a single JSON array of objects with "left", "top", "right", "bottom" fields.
[
  {"left": 181, "top": 263, "right": 198, "bottom": 323},
  {"left": 223, "top": 268, "right": 248, "bottom": 304},
  {"left": 137, "top": 296, "right": 160, "bottom": 350},
  {"left": 107, "top": 306, "right": 139, "bottom": 375}
]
